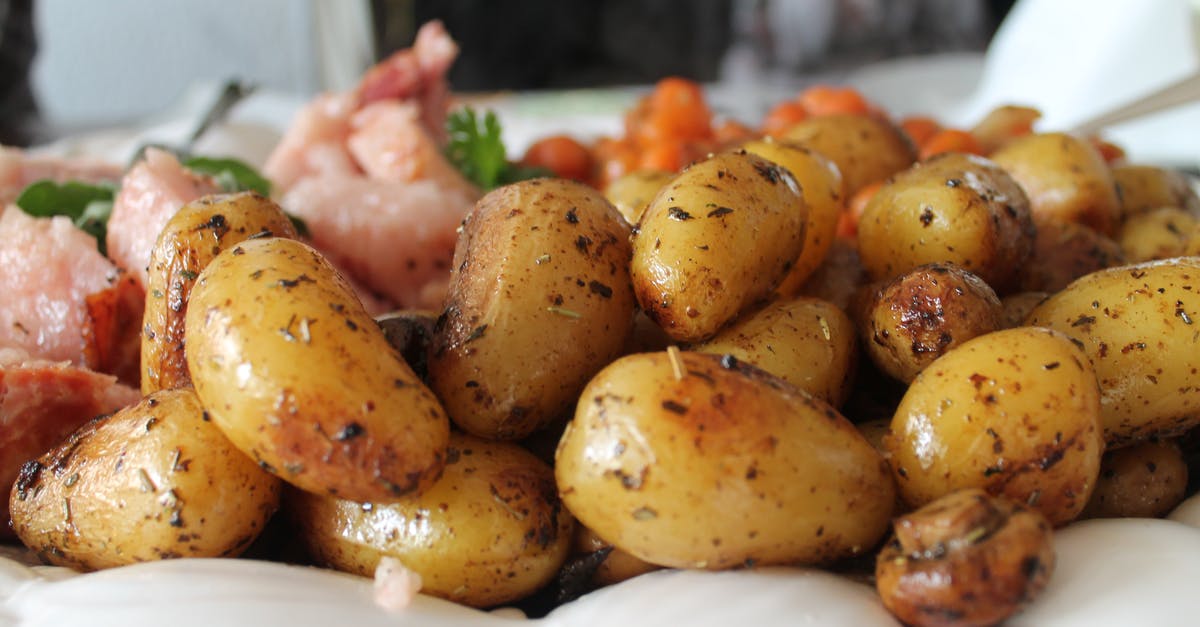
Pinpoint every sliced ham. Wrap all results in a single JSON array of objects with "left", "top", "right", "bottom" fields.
[
  {"left": 0, "top": 206, "right": 143, "bottom": 383},
  {"left": 357, "top": 19, "right": 458, "bottom": 142},
  {"left": 261, "top": 92, "right": 362, "bottom": 195},
  {"left": 0, "top": 347, "right": 140, "bottom": 537},
  {"left": 105, "top": 148, "right": 222, "bottom": 289},
  {"left": 0, "top": 146, "right": 123, "bottom": 206}
]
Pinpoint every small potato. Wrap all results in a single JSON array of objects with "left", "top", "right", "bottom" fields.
[
  {"left": 185, "top": 237, "right": 449, "bottom": 502},
  {"left": 1025, "top": 258, "right": 1200, "bottom": 446},
  {"left": 429, "top": 179, "right": 635, "bottom": 440},
  {"left": 887, "top": 327, "right": 1104, "bottom": 525},
  {"left": 970, "top": 104, "right": 1041, "bottom": 153},
  {"left": 862, "top": 263, "right": 1003, "bottom": 383},
  {"left": 10, "top": 388, "right": 281, "bottom": 571},
  {"left": 1111, "top": 164, "right": 1200, "bottom": 219},
  {"left": 857, "top": 153, "right": 1035, "bottom": 292},
  {"left": 991, "top": 132, "right": 1121, "bottom": 235},
  {"left": 1017, "top": 218, "right": 1125, "bottom": 293},
  {"left": 740, "top": 139, "right": 846, "bottom": 294},
  {"left": 557, "top": 351, "right": 895, "bottom": 570},
  {"left": 693, "top": 296, "right": 857, "bottom": 407},
  {"left": 289, "top": 433, "right": 573, "bottom": 608},
  {"left": 781, "top": 113, "right": 916, "bottom": 194},
  {"left": 632, "top": 151, "right": 807, "bottom": 342},
  {"left": 1117, "top": 207, "right": 1197, "bottom": 262},
  {"left": 604, "top": 169, "right": 673, "bottom": 224},
  {"left": 573, "top": 525, "right": 661, "bottom": 587},
  {"left": 1000, "top": 291, "right": 1049, "bottom": 329},
  {"left": 1082, "top": 439, "right": 1188, "bottom": 519},
  {"left": 142, "top": 192, "right": 298, "bottom": 395},
  {"left": 796, "top": 237, "right": 866, "bottom": 311}
]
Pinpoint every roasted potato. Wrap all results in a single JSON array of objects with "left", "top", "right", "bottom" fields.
[
  {"left": 1082, "top": 439, "right": 1188, "bottom": 519},
  {"left": 857, "top": 152, "right": 1035, "bottom": 292},
  {"left": 573, "top": 525, "right": 661, "bottom": 586},
  {"left": 1025, "top": 258, "right": 1200, "bottom": 446},
  {"left": 1117, "top": 207, "right": 1197, "bottom": 262},
  {"left": 185, "top": 237, "right": 449, "bottom": 502},
  {"left": 999, "top": 291, "right": 1049, "bottom": 329},
  {"left": 142, "top": 192, "right": 298, "bottom": 395},
  {"left": 1016, "top": 218, "right": 1125, "bottom": 293},
  {"left": 632, "top": 151, "right": 807, "bottom": 342},
  {"left": 556, "top": 351, "right": 895, "bottom": 570},
  {"left": 604, "top": 169, "right": 673, "bottom": 225},
  {"left": 861, "top": 263, "right": 1003, "bottom": 383},
  {"left": 693, "top": 296, "right": 857, "bottom": 407},
  {"left": 288, "top": 433, "right": 573, "bottom": 608},
  {"left": 796, "top": 237, "right": 866, "bottom": 311},
  {"left": 887, "top": 327, "right": 1104, "bottom": 525},
  {"left": 429, "top": 179, "right": 635, "bottom": 440},
  {"left": 991, "top": 132, "right": 1121, "bottom": 235},
  {"left": 781, "top": 113, "right": 916, "bottom": 194},
  {"left": 10, "top": 388, "right": 281, "bottom": 571},
  {"left": 1111, "top": 164, "right": 1200, "bottom": 219},
  {"left": 970, "top": 104, "right": 1040, "bottom": 153}
]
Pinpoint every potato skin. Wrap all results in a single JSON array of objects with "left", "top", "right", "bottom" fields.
[
  {"left": 185, "top": 237, "right": 449, "bottom": 502},
  {"left": 693, "top": 296, "right": 857, "bottom": 407},
  {"left": 556, "top": 351, "right": 895, "bottom": 570},
  {"left": 862, "top": 263, "right": 1003, "bottom": 383},
  {"left": 1111, "top": 164, "right": 1200, "bottom": 219},
  {"left": 1025, "top": 258, "right": 1200, "bottom": 446},
  {"left": 142, "top": 192, "right": 298, "bottom": 395},
  {"left": 858, "top": 152, "right": 1034, "bottom": 292},
  {"left": 1016, "top": 218, "right": 1125, "bottom": 293},
  {"left": 10, "top": 388, "right": 281, "bottom": 571},
  {"left": 289, "top": 433, "right": 573, "bottom": 608},
  {"left": 991, "top": 133, "right": 1121, "bottom": 235},
  {"left": 887, "top": 327, "right": 1104, "bottom": 526},
  {"left": 632, "top": 151, "right": 807, "bottom": 343},
  {"left": 781, "top": 113, "right": 916, "bottom": 194},
  {"left": 1117, "top": 207, "right": 1197, "bottom": 263},
  {"left": 429, "top": 179, "right": 635, "bottom": 440},
  {"left": 1082, "top": 439, "right": 1188, "bottom": 519},
  {"left": 603, "top": 169, "right": 673, "bottom": 225}
]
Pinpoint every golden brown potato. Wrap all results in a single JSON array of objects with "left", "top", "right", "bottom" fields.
[
  {"left": 861, "top": 263, "right": 1003, "bottom": 383},
  {"left": 429, "top": 179, "right": 635, "bottom": 440},
  {"left": 556, "top": 351, "right": 895, "bottom": 570},
  {"left": 1117, "top": 207, "right": 1197, "bottom": 262},
  {"left": 887, "top": 327, "right": 1104, "bottom": 525},
  {"left": 289, "top": 433, "right": 573, "bottom": 608},
  {"left": 1025, "top": 257, "right": 1200, "bottom": 446},
  {"left": 1111, "top": 164, "right": 1200, "bottom": 219},
  {"left": 999, "top": 291, "right": 1049, "bottom": 329},
  {"left": 796, "top": 237, "right": 866, "bottom": 312},
  {"left": 632, "top": 151, "right": 807, "bottom": 343},
  {"left": 740, "top": 139, "right": 846, "bottom": 294},
  {"left": 781, "top": 113, "right": 916, "bottom": 194},
  {"left": 142, "top": 192, "right": 298, "bottom": 395},
  {"left": 1082, "top": 439, "right": 1188, "bottom": 519},
  {"left": 857, "top": 153, "right": 1035, "bottom": 292},
  {"left": 185, "top": 237, "right": 449, "bottom": 502},
  {"left": 1016, "top": 218, "right": 1125, "bottom": 293},
  {"left": 10, "top": 388, "right": 281, "bottom": 571},
  {"left": 970, "top": 104, "right": 1041, "bottom": 153},
  {"left": 876, "top": 489, "right": 1054, "bottom": 627},
  {"left": 692, "top": 296, "right": 857, "bottom": 407},
  {"left": 573, "top": 525, "right": 661, "bottom": 587},
  {"left": 604, "top": 169, "right": 674, "bottom": 225},
  {"left": 991, "top": 132, "right": 1121, "bottom": 235}
]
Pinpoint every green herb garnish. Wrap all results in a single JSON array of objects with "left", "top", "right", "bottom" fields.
[
  {"left": 182, "top": 156, "right": 272, "bottom": 197},
  {"left": 15, "top": 180, "right": 116, "bottom": 254},
  {"left": 444, "top": 107, "right": 550, "bottom": 190}
]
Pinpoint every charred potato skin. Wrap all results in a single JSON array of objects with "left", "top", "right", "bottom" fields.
[
  {"left": 781, "top": 113, "right": 916, "bottom": 195},
  {"left": 862, "top": 263, "right": 1003, "bottom": 383},
  {"left": 10, "top": 388, "right": 281, "bottom": 571},
  {"left": 142, "top": 192, "right": 298, "bottom": 395},
  {"left": 185, "top": 237, "right": 449, "bottom": 502},
  {"left": 556, "top": 351, "right": 895, "bottom": 570},
  {"left": 288, "top": 434, "right": 574, "bottom": 608},
  {"left": 1024, "top": 257, "right": 1200, "bottom": 446},
  {"left": 857, "top": 153, "right": 1035, "bottom": 292},
  {"left": 991, "top": 133, "right": 1121, "bottom": 236},
  {"left": 429, "top": 179, "right": 635, "bottom": 440},
  {"left": 887, "top": 327, "right": 1104, "bottom": 526},
  {"left": 876, "top": 489, "right": 1055, "bottom": 627},
  {"left": 1082, "top": 439, "right": 1188, "bottom": 519},
  {"left": 632, "top": 151, "right": 807, "bottom": 343}
]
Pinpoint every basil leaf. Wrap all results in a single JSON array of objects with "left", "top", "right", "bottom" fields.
[
  {"left": 183, "top": 156, "right": 272, "bottom": 196},
  {"left": 15, "top": 180, "right": 117, "bottom": 254}
]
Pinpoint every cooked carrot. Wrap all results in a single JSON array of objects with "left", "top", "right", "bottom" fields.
[
  {"left": 635, "top": 77, "right": 713, "bottom": 145},
  {"left": 900, "top": 116, "right": 942, "bottom": 147},
  {"left": 762, "top": 101, "right": 809, "bottom": 137},
  {"left": 637, "top": 139, "right": 689, "bottom": 173},
  {"left": 838, "top": 180, "right": 884, "bottom": 239},
  {"left": 593, "top": 137, "right": 640, "bottom": 188},
  {"left": 522, "top": 135, "right": 594, "bottom": 182},
  {"left": 713, "top": 118, "right": 755, "bottom": 146},
  {"left": 919, "top": 129, "right": 985, "bottom": 160},
  {"left": 798, "top": 85, "right": 871, "bottom": 117},
  {"left": 1090, "top": 137, "right": 1127, "bottom": 164}
]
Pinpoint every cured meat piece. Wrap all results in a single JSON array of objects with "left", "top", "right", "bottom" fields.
[{"left": 0, "top": 146, "right": 122, "bottom": 206}]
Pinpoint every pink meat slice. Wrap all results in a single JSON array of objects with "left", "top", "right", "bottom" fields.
[
  {"left": 261, "top": 92, "right": 362, "bottom": 195},
  {"left": 0, "top": 207, "right": 134, "bottom": 368},
  {"left": 0, "top": 146, "right": 123, "bottom": 206},
  {"left": 105, "top": 148, "right": 222, "bottom": 289},
  {"left": 0, "top": 347, "right": 140, "bottom": 537}
]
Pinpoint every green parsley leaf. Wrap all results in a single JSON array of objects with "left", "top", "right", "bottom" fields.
[
  {"left": 15, "top": 180, "right": 117, "bottom": 254},
  {"left": 183, "top": 156, "right": 272, "bottom": 196},
  {"left": 444, "top": 107, "right": 549, "bottom": 190}
]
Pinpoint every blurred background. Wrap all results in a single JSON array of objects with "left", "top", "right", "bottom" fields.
[{"left": 0, "top": 0, "right": 1018, "bottom": 147}]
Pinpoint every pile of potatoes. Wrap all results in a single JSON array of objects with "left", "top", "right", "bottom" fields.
[{"left": 8, "top": 111, "right": 1200, "bottom": 625}]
